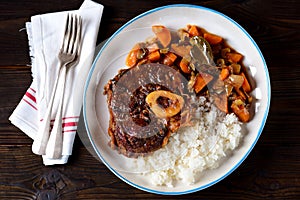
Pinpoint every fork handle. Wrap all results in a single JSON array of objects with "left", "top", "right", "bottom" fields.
[
  {"left": 45, "top": 66, "right": 67, "bottom": 159},
  {"left": 32, "top": 67, "right": 62, "bottom": 155}
]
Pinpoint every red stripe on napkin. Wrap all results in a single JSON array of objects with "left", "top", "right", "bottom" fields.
[
  {"left": 62, "top": 122, "right": 78, "bottom": 127},
  {"left": 49, "top": 121, "right": 78, "bottom": 126},
  {"left": 48, "top": 117, "right": 79, "bottom": 131},
  {"left": 29, "top": 88, "right": 36, "bottom": 93},
  {"left": 25, "top": 91, "right": 36, "bottom": 103},
  {"left": 23, "top": 99, "right": 37, "bottom": 110}
]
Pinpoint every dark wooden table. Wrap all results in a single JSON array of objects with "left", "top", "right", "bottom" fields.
[{"left": 1, "top": 0, "right": 299, "bottom": 199}]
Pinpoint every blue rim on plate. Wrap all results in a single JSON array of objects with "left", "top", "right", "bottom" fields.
[{"left": 83, "top": 4, "right": 271, "bottom": 195}]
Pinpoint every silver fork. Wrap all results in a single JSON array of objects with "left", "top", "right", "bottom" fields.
[{"left": 32, "top": 14, "right": 82, "bottom": 157}]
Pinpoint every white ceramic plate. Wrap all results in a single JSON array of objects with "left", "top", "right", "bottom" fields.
[{"left": 83, "top": 4, "right": 271, "bottom": 195}]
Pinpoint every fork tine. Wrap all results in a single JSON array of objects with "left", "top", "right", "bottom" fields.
[
  {"left": 61, "top": 14, "right": 71, "bottom": 54},
  {"left": 72, "top": 15, "right": 82, "bottom": 55},
  {"left": 68, "top": 14, "right": 76, "bottom": 54}
]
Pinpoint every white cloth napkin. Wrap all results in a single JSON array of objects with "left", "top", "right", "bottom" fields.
[{"left": 9, "top": 0, "right": 103, "bottom": 165}]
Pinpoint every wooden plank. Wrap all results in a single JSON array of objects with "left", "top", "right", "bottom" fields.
[{"left": 0, "top": 144, "right": 299, "bottom": 199}]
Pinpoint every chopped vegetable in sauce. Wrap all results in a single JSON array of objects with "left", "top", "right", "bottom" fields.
[{"left": 125, "top": 24, "right": 254, "bottom": 122}]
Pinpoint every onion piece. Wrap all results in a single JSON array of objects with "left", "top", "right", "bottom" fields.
[{"left": 228, "top": 74, "right": 244, "bottom": 88}]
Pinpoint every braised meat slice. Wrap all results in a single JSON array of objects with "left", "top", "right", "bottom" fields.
[{"left": 104, "top": 63, "right": 190, "bottom": 157}]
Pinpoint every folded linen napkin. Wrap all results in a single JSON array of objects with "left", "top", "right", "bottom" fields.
[{"left": 9, "top": 0, "right": 103, "bottom": 165}]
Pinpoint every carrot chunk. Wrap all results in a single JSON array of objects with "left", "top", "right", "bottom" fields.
[
  {"left": 188, "top": 25, "right": 201, "bottom": 37},
  {"left": 241, "top": 72, "right": 251, "bottom": 93},
  {"left": 152, "top": 25, "right": 171, "bottom": 47},
  {"left": 231, "top": 103, "right": 250, "bottom": 122},
  {"left": 162, "top": 52, "right": 177, "bottom": 66},
  {"left": 194, "top": 72, "right": 213, "bottom": 93},
  {"left": 179, "top": 58, "right": 191, "bottom": 74},
  {"left": 219, "top": 67, "right": 230, "bottom": 80},
  {"left": 147, "top": 50, "right": 161, "bottom": 62},
  {"left": 125, "top": 43, "right": 140, "bottom": 67},
  {"left": 227, "top": 52, "right": 243, "bottom": 63},
  {"left": 203, "top": 33, "right": 223, "bottom": 45}
]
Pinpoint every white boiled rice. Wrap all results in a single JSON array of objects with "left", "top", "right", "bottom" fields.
[{"left": 131, "top": 98, "right": 243, "bottom": 187}]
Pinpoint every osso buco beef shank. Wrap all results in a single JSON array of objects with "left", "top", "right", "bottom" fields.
[{"left": 104, "top": 63, "right": 191, "bottom": 157}]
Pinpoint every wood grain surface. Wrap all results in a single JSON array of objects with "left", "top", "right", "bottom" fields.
[{"left": 1, "top": 0, "right": 299, "bottom": 199}]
